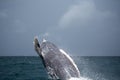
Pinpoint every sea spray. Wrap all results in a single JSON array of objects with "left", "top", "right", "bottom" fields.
[{"left": 69, "top": 77, "right": 92, "bottom": 80}]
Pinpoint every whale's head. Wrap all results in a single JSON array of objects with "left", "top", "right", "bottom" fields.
[{"left": 33, "top": 37, "right": 58, "bottom": 57}]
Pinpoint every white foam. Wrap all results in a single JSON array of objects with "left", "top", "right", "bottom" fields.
[
  {"left": 69, "top": 77, "right": 80, "bottom": 80},
  {"left": 69, "top": 77, "right": 92, "bottom": 80},
  {"left": 42, "top": 38, "right": 47, "bottom": 42}
]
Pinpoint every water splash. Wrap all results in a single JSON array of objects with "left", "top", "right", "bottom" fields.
[{"left": 69, "top": 77, "right": 92, "bottom": 80}]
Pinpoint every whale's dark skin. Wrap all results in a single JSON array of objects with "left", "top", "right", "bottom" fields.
[{"left": 33, "top": 37, "right": 80, "bottom": 80}]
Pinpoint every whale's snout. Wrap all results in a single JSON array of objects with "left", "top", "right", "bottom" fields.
[{"left": 33, "top": 36, "right": 41, "bottom": 54}]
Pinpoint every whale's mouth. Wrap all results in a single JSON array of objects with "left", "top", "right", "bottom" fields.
[
  {"left": 33, "top": 37, "right": 41, "bottom": 54},
  {"left": 34, "top": 37, "right": 40, "bottom": 47}
]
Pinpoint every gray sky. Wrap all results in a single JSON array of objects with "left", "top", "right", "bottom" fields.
[{"left": 0, "top": 0, "right": 120, "bottom": 56}]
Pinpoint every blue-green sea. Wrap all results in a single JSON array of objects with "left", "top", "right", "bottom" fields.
[{"left": 0, "top": 56, "right": 120, "bottom": 80}]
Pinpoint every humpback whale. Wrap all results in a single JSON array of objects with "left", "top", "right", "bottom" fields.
[{"left": 33, "top": 37, "right": 80, "bottom": 80}]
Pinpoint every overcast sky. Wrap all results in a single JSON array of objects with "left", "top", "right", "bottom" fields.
[{"left": 0, "top": 0, "right": 120, "bottom": 56}]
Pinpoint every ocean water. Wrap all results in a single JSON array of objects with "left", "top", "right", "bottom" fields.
[{"left": 0, "top": 56, "right": 120, "bottom": 80}]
